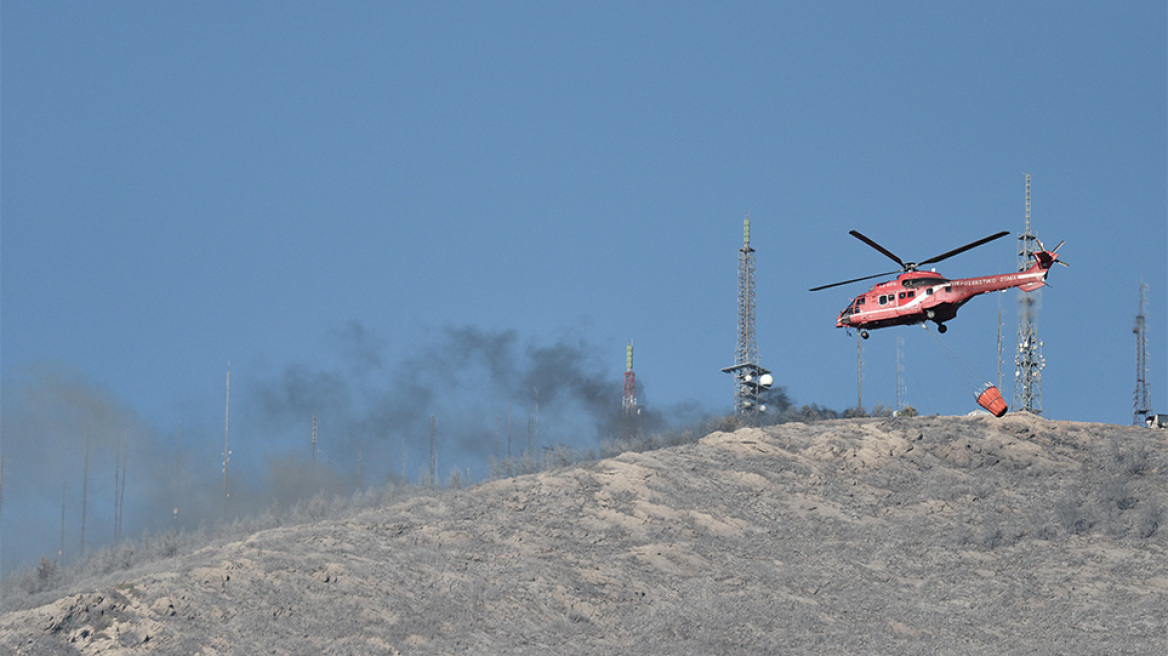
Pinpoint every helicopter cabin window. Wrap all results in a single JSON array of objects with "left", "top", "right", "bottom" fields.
[
  {"left": 903, "top": 276, "right": 948, "bottom": 288},
  {"left": 878, "top": 295, "right": 888, "bottom": 305},
  {"left": 945, "top": 285, "right": 952, "bottom": 292},
  {"left": 898, "top": 292, "right": 906, "bottom": 300}
]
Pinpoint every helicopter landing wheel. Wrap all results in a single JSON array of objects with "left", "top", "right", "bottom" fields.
[
  {"left": 860, "top": 329, "right": 870, "bottom": 340},
  {"left": 937, "top": 324, "right": 947, "bottom": 334}
]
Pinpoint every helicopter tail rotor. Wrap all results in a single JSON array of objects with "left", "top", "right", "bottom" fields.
[{"left": 1030, "top": 241, "right": 1068, "bottom": 269}]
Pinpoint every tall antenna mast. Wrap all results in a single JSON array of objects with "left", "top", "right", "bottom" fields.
[
  {"left": 1133, "top": 278, "right": 1153, "bottom": 425},
  {"left": 1014, "top": 173, "right": 1044, "bottom": 414},
  {"left": 311, "top": 414, "right": 318, "bottom": 469},
  {"left": 722, "top": 214, "right": 772, "bottom": 421},
  {"left": 622, "top": 342, "right": 638, "bottom": 414},
  {"left": 622, "top": 342, "right": 639, "bottom": 439}
]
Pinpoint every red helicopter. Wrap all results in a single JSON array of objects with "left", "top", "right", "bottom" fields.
[{"left": 811, "top": 230, "right": 1066, "bottom": 339}]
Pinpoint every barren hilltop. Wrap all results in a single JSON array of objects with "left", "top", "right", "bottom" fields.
[{"left": 2, "top": 414, "right": 1166, "bottom": 655}]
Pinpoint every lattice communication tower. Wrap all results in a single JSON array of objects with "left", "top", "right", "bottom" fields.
[
  {"left": 622, "top": 342, "right": 637, "bottom": 416},
  {"left": 1014, "top": 173, "right": 1044, "bottom": 414},
  {"left": 722, "top": 215, "right": 772, "bottom": 419},
  {"left": 621, "top": 342, "right": 641, "bottom": 439},
  {"left": 1133, "top": 279, "right": 1153, "bottom": 426}
]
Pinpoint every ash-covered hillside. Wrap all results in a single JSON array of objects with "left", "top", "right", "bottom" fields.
[{"left": 2, "top": 414, "right": 1166, "bottom": 655}]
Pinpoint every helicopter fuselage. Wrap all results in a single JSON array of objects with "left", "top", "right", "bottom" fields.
[{"left": 835, "top": 253, "right": 1056, "bottom": 334}]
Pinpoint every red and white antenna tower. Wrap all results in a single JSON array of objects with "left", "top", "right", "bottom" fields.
[
  {"left": 622, "top": 342, "right": 637, "bottom": 415},
  {"left": 621, "top": 342, "right": 639, "bottom": 440}
]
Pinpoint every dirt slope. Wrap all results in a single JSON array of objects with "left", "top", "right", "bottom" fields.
[{"left": 3, "top": 414, "right": 1166, "bottom": 655}]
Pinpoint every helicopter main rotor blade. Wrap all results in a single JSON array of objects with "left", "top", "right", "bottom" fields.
[
  {"left": 849, "top": 230, "right": 905, "bottom": 268},
  {"left": 809, "top": 269, "right": 903, "bottom": 292},
  {"left": 917, "top": 230, "right": 1010, "bottom": 267}
]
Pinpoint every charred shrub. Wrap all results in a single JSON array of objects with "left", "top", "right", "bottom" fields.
[
  {"left": 1099, "top": 480, "right": 1138, "bottom": 512},
  {"left": 1135, "top": 503, "right": 1163, "bottom": 538},
  {"left": 1107, "top": 439, "right": 1157, "bottom": 477},
  {"left": 18, "top": 556, "right": 61, "bottom": 595},
  {"left": 1055, "top": 494, "right": 1099, "bottom": 536}
]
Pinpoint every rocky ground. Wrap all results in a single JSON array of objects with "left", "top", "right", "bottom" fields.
[{"left": 2, "top": 414, "right": 1166, "bottom": 655}]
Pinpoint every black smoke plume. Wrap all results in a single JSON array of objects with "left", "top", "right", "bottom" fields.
[{"left": 0, "top": 323, "right": 693, "bottom": 577}]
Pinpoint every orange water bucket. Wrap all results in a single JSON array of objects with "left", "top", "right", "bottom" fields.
[{"left": 976, "top": 385, "right": 1008, "bottom": 417}]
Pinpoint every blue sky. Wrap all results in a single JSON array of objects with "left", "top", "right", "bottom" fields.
[{"left": 2, "top": 2, "right": 1165, "bottom": 572}]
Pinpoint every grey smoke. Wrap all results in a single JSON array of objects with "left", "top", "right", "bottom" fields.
[
  {"left": 0, "top": 323, "right": 695, "bottom": 577},
  {"left": 0, "top": 365, "right": 166, "bottom": 574}
]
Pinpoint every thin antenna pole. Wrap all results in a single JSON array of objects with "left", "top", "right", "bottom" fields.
[
  {"left": 529, "top": 389, "right": 539, "bottom": 456},
  {"left": 59, "top": 481, "right": 66, "bottom": 565},
  {"left": 311, "top": 414, "right": 318, "bottom": 470},
  {"left": 223, "top": 363, "right": 231, "bottom": 506},
  {"left": 895, "top": 336, "right": 903, "bottom": 412},
  {"left": 428, "top": 415, "right": 436, "bottom": 488},
  {"left": 997, "top": 305, "right": 1004, "bottom": 391},
  {"left": 174, "top": 421, "right": 182, "bottom": 533},
  {"left": 80, "top": 429, "right": 90, "bottom": 556},
  {"left": 119, "top": 434, "right": 127, "bottom": 542},
  {"left": 114, "top": 431, "right": 126, "bottom": 543},
  {"left": 114, "top": 436, "right": 119, "bottom": 542},
  {"left": 401, "top": 433, "right": 406, "bottom": 481}
]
